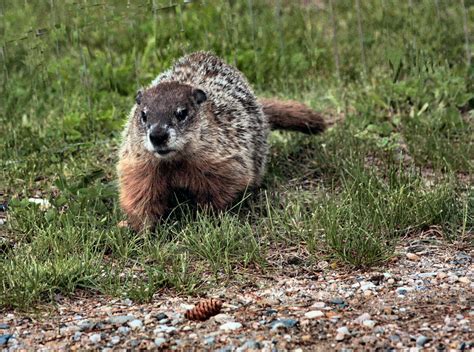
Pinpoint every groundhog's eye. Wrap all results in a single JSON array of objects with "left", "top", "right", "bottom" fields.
[
  {"left": 140, "top": 110, "right": 147, "bottom": 124},
  {"left": 175, "top": 108, "right": 188, "bottom": 121}
]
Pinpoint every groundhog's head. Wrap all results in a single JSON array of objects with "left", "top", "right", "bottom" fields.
[{"left": 133, "top": 82, "right": 207, "bottom": 159}]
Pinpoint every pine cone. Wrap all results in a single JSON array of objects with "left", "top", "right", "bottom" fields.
[{"left": 184, "top": 299, "right": 222, "bottom": 321}]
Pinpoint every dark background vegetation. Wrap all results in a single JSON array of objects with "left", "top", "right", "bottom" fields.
[{"left": 0, "top": 0, "right": 472, "bottom": 310}]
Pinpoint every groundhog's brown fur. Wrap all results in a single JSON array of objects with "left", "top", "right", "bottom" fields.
[{"left": 117, "top": 52, "right": 326, "bottom": 231}]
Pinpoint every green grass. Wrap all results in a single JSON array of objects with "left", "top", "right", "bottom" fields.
[{"left": 1, "top": 0, "right": 473, "bottom": 310}]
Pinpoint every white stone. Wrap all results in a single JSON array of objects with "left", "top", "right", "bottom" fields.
[
  {"left": 89, "top": 333, "right": 101, "bottom": 343},
  {"left": 337, "top": 326, "right": 350, "bottom": 335},
  {"left": 459, "top": 277, "right": 470, "bottom": 284},
  {"left": 154, "top": 337, "right": 166, "bottom": 347},
  {"left": 354, "top": 313, "right": 371, "bottom": 324},
  {"left": 362, "top": 320, "right": 377, "bottom": 328},
  {"left": 127, "top": 319, "right": 143, "bottom": 330},
  {"left": 219, "top": 322, "right": 242, "bottom": 331},
  {"left": 28, "top": 198, "right": 51, "bottom": 210},
  {"left": 213, "top": 313, "right": 233, "bottom": 324},
  {"left": 305, "top": 310, "right": 324, "bottom": 319},
  {"left": 312, "top": 302, "right": 326, "bottom": 309},
  {"left": 360, "top": 282, "right": 376, "bottom": 291}
]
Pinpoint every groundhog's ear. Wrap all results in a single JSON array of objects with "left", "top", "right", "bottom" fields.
[
  {"left": 192, "top": 89, "right": 207, "bottom": 104},
  {"left": 135, "top": 90, "right": 143, "bottom": 105}
]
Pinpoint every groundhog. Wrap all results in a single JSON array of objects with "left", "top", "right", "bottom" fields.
[{"left": 118, "top": 51, "right": 326, "bottom": 231}]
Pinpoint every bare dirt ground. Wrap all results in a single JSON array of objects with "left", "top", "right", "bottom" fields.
[{"left": 1, "top": 234, "right": 472, "bottom": 351}]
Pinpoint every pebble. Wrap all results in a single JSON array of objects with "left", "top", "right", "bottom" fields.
[
  {"left": 72, "top": 332, "right": 82, "bottom": 341},
  {"left": 89, "top": 333, "right": 101, "bottom": 343},
  {"left": 335, "top": 333, "right": 346, "bottom": 341},
  {"left": 363, "top": 290, "right": 373, "bottom": 297},
  {"left": 219, "top": 322, "right": 242, "bottom": 331},
  {"left": 312, "top": 302, "right": 326, "bottom": 309},
  {"left": 360, "top": 282, "right": 376, "bottom": 291},
  {"left": 406, "top": 253, "right": 420, "bottom": 261},
  {"left": 213, "top": 313, "right": 233, "bottom": 323},
  {"left": 416, "top": 335, "right": 430, "bottom": 347},
  {"left": 362, "top": 320, "right": 376, "bottom": 328},
  {"left": 109, "top": 315, "right": 135, "bottom": 325},
  {"left": 437, "top": 272, "right": 448, "bottom": 279},
  {"left": 77, "top": 320, "right": 94, "bottom": 331},
  {"left": 389, "top": 334, "right": 401, "bottom": 342},
  {"left": 0, "top": 324, "right": 9, "bottom": 329},
  {"left": 154, "top": 325, "right": 177, "bottom": 334},
  {"left": 265, "top": 309, "right": 278, "bottom": 316},
  {"left": 396, "top": 287, "right": 413, "bottom": 295},
  {"left": 155, "top": 313, "right": 168, "bottom": 321},
  {"left": 337, "top": 326, "right": 350, "bottom": 335},
  {"left": 270, "top": 319, "right": 298, "bottom": 330},
  {"left": 0, "top": 334, "right": 13, "bottom": 346},
  {"left": 127, "top": 319, "right": 143, "bottom": 330},
  {"left": 122, "top": 298, "right": 133, "bottom": 306},
  {"left": 417, "top": 272, "right": 437, "bottom": 278},
  {"left": 117, "top": 327, "right": 130, "bottom": 335},
  {"left": 204, "top": 336, "right": 215, "bottom": 345},
  {"left": 237, "top": 340, "right": 261, "bottom": 351},
  {"left": 354, "top": 313, "right": 371, "bottom": 324},
  {"left": 304, "top": 310, "right": 324, "bottom": 319},
  {"left": 154, "top": 337, "right": 166, "bottom": 347},
  {"left": 330, "top": 298, "right": 348, "bottom": 308},
  {"left": 458, "top": 277, "right": 470, "bottom": 284},
  {"left": 110, "top": 335, "right": 120, "bottom": 345}
]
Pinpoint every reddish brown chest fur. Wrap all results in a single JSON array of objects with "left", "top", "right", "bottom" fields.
[{"left": 118, "top": 154, "right": 252, "bottom": 231}]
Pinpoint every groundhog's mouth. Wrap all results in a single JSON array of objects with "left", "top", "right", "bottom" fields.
[{"left": 155, "top": 149, "right": 176, "bottom": 157}]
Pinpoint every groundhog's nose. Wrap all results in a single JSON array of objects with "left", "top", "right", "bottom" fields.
[{"left": 149, "top": 126, "right": 169, "bottom": 147}]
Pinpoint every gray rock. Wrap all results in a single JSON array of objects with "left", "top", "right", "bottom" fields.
[
  {"left": 155, "top": 313, "right": 168, "bottom": 321},
  {"left": 362, "top": 320, "right": 376, "bottom": 328},
  {"left": 330, "top": 298, "right": 348, "bottom": 308},
  {"left": 89, "top": 333, "right": 101, "bottom": 343},
  {"left": 117, "top": 326, "right": 130, "bottom": 335},
  {"left": 110, "top": 336, "right": 120, "bottom": 345},
  {"left": 0, "top": 334, "right": 13, "bottom": 346},
  {"left": 154, "top": 338, "right": 166, "bottom": 347},
  {"left": 78, "top": 320, "right": 95, "bottom": 331},
  {"left": 389, "top": 334, "right": 401, "bottom": 342},
  {"left": 337, "top": 326, "right": 350, "bottom": 335},
  {"left": 270, "top": 319, "right": 298, "bottom": 330},
  {"left": 396, "top": 287, "right": 413, "bottom": 295},
  {"left": 416, "top": 335, "right": 430, "bottom": 347},
  {"left": 204, "top": 336, "right": 215, "bottom": 345},
  {"left": 237, "top": 339, "right": 261, "bottom": 351},
  {"left": 354, "top": 313, "right": 371, "bottom": 324},
  {"left": 265, "top": 309, "right": 278, "bottom": 316},
  {"left": 0, "top": 324, "right": 9, "bottom": 330},
  {"left": 109, "top": 315, "right": 135, "bottom": 325},
  {"left": 127, "top": 319, "right": 143, "bottom": 330},
  {"left": 72, "top": 331, "right": 82, "bottom": 341},
  {"left": 129, "top": 339, "right": 140, "bottom": 347}
]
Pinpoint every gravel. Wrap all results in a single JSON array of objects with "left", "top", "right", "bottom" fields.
[{"left": 1, "top": 238, "right": 472, "bottom": 350}]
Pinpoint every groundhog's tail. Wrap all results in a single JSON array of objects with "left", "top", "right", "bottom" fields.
[{"left": 259, "top": 98, "right": 327, "bottom": 134}]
